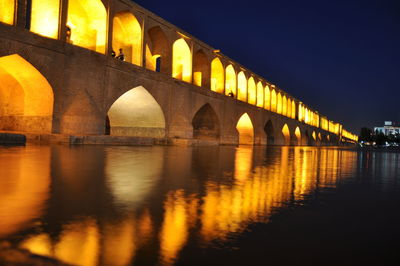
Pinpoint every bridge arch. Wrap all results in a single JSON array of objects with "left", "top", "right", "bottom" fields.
[
  {"left": 193, "top": 49, "right": 209, "bottom": 87},
  {"left": 192, "top": 103, "right": 220, "bottom": 140},
  {"left": 271, "top": 89, "right": 277, "bottom": 112},
  {"left": 67, "top": 0, "right": 107, "bottom": 54},
  {"left": 0, "top": 54, "right": 54, "bottom": 132},
  {"left": 146, "top": 26, "right": 170, "bottom": 73},
  {"left": 264, "top": 120, "right": 275, "bottom": 145},
  {"left": 112, "top": 11, "right": 142, "bottom": 66},
  {"left": 106, "top": 86, "right": 166, "bottom": 138},
  {"left": 281, "top": 124, "right": 291, "bottom": 145},
  {"left": 294, "top": 127, "right": 301, "bottom": 146},
  {"left": 225, "top": 64, "right": 237, "bottom": 97},
  {"left": 277, "top": 92, "right": 283, "bottom": 115},
  {"left": 247, "top": 77, "right": 256, "bottom": 105},
  {"left": 282, "top": 95, "right": 287, "bottom": 116},
  {"left": 236, "top": 113, "right": 254, "bottom": 145},
  {"left": 172, "top": 38, "right": 192, "bottom": 82},
  {"left": 211, "top": 57, "right": 224, "bottom": 93},
  {"left": 237, "top": 71, "right": 247, "bottom": 102},
  {"left": 264, "top": 85, "right": 271, "bottom": 110},
  {"left": 256, "top": 82, "right": 264, "bottom": 108},
  {"left": 29, "top": 0, "right": 60, "bottom": 39}
]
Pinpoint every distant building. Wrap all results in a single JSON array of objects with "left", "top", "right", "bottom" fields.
[{"left": 374, "top": 121, "right": 400, "bottom": 136}]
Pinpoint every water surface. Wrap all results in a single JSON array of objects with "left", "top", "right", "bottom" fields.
[{"left": 0, "top": 145, "right": 399, "bottom": 265}]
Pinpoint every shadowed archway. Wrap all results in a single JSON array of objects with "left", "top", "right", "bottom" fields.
[
  {"left": 192, "top": 104, "right": 220, "bottom": 140},
  {"left": 264, "top": 120, "right": 275, "bottom": 145}
]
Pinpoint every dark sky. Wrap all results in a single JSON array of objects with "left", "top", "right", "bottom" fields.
[{"left": 133, "top": 0, "right": 400, "bottom": 133}]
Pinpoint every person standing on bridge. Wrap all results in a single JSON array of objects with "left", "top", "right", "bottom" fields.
[{"left": 116, "top": 48, "right": 125, "bottom": 61}]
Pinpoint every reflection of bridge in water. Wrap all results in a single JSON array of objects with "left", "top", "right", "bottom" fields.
[
  {"left": 0, "top": 0, "right": 357, "bottom": 145},
  {"left": 0, "top": 145, "right": 363, "bottom": 265}
]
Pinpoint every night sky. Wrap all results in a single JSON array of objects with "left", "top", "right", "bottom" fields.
[{"left": 133, "top": 0, "right": 400, "bottom": 133}]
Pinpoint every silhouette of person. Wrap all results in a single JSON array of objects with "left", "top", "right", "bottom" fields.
[
  {"left": 66, "top": 26, "right": 71, "bottom": 43},
  {"left": 116, "top": 48, "right": 125, "bottom": 61},
  {"left": 228, "top": 92, "right": 235, "bottom": 98}
]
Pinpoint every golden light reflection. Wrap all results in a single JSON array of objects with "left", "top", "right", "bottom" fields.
[
  {"left": 211, "top": 57, "right": 224, "bottom": 93},
  {"left": 0, "top": 0, "right": 14, "bottom": 25},
  {"left": 295, "top": 127, "right": 301, "bottom": 145},
  {"left": 67, "top": 0, "right": 107, "bottom": 53},
  {"left": 172, "top": 38, "right": 192, "bottom": 82},
  {"left": 225, "top": 65, "right": 237, "bottom": 96},
  {"left": 30, "top": 0, "right": 60, "bottom": 39},
  {"left": 247, "top": 77, "right": 256, "bottom": 105},
  {"left": 281, "top": 124, "right": 290, "bottom": 145},
  {"left": 236, "top": 113, "right": 254, "bottom": 145},
  {"left": 113, "top": 12, "right": 142, "bottom": 66},
  {"left": 237, "top": 71, "right": 247, "bottom": 102},
  {"left": 0, "top": 147, "right": 50, "bottom": 238}
]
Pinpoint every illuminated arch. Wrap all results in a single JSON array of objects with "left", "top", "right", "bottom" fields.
[
  {"left": 281, "top": 124, "right": 291, "bottom": 145},
  {"left": 210, "top": 58, "right": 224, "bottom": 93},
  {"left": 0, "top": 54, "right": 54, "bottom": 132},
  {"left": 271, "top": 89, "right": 277, "bottom": 112},
  {"left": 146, "top": 26, "right": 169, "bottom": 73},
  {"left": 112, "top": 11, "right": 142, "bottom": 66},
  {"left": 236, "top": 113, "right": 254, "bottom": 145},
  {"left": 292, "top": 100, "right": 296, "bottom": 119},
  {"left": 277, "top": 92, "right": 282, "bottom": 114},
  {"left": 192, "top": 104, "right": 220, "bottom": 140},
  {"left": 0, "top": 0, "right": 14, "bottom": 25},
  {"left": 193, "top": 50, "right": 209, "bottom": 87},
  {"left": 30, "top": 0, "right": 60, "bottom": 39},
  {"left": 282, "top": 95, "right": 287, "bottom": 116},
  {"left": 172, "top": 38, "right": 192, "bottom": 82},
  {"left": 312, "top": 131, "right": 317, "bottom": 141},
  {"left": 237, "top": 72, "right": 247, "bottom": 102},
  {"left": 67, "top": 0, "right": 107, "bottom": 53},
  {"left": 287, "top": 99, "right": 292, "bottom": 118},
  {"left": 247, "top": 77, "right": 256, "bottom": 105},
  {"left": 295, "top": 127, "right": 301, "bottom": 145},
  {"left": 264, "top": 86, "right": 271, "bottom": 110},
  {"left": 225, "top": 65, "right": 237, "bottom": 97},
  {"left": 107, "top": 86, "right": 166, "bottom": 138},
  {"left": 264, "top": 120, "right": 275, "bottom": 145},
  {"left": 256, "top": 82, "right": 264, "bottom": 108}
]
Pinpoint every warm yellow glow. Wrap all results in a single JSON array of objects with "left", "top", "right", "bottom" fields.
[
  {"left": 211, "top": 57, "right": 224, "bottom": 93},
  {"left": 295, "top": 127, "right": 301, "bottom": 144},
  {"left": 172, "top": 38, "right": 192, "bottom": 82},
  {"left": 237, "top": 72, "right": 247, "bottom": 102},
  {"left": 264, "top": 85, "right": 270, "bottom": 110},
  {"left": 277, "top": 92, "right": 282, "bottom": 114},
  {"left": 0, "top": 147, "right": 50, "bottom": 238},
  {"left": 30, "top": 0, "right": 60, "bottom": 39},
  {"left": 193, "top": 72, "right": 202, "bottom": 86},
  {"left": 145, "top": 27, "right": 169, "bottom": 72},
  {"left": 160, "top": 190, "right": 189, "bottom": 265},
  {"left": 271, "top": 89, "right": 277, "bottom": 112},
  {"left": 282, "top": 95, "right": 287, "bottom": 116},
  {"left": 281, "top": 124, "right": 290, "bottom": 145},
  {"left": 234, "top": 146, "right": 253, "bottom": 182},
  {"left": 107, "top": 86, "right": 166, "bottom": 137},
  {"left": 225, "top": 65, "right": 236, "bottom": 96},
  {"left": 287, "top": 99, "right": 292, "bottom": 118},
  {"left": 247, "top": 77, "right": 256, "bottom": 105},
  {"left": 193, "top": 50, "right": 208, "bottom": 87},
  {"left": 292, "top": 101, "right": 296, "bottom": 119},
  {"left": 0, "top": 54, "right": 54, "bottom": 132},
  {"left": 0, "top": 0, "right": 14, "bottom": 25},
  {"left": 67, "top": 0, "right": 107, "bottom": 53},
  {"left": 236, "top": 113, "right": 254, "bottom": 145},
  {"left": 113, "top": 12, "right": 142, "bottom": 65},
  {"left": 312, "top": 131, "right": 316, "bottom": 141}
]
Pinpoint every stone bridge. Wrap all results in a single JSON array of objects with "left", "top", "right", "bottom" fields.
[{"left": 0, "top": 0, "right": 358, "bottom": 145}]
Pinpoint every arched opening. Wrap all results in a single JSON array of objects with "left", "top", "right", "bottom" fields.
[
  {"left": 236, "top": 113, "right": 254, "bottom": 145},
  {"left": 282, "top": 95, "right": 287, "bottom": 116},
  {"left": 67, "top": 0, "right": 107, "bottom": 53},
  {"left": 192, "top": 104, "right": 220, "bottom": 140},
  {"left": 295, "top": 127, "right": 301, "bottom": 145},
  {"left": 318, "top": 132, "right": 322, "bottom": 143},
  {"left": 29, "top": 0, "right": 60, "bottom": 39},
  {"left": 146, "top": 26, "right": 169, "bottom": 73},
  {"left": 0, "top": 54, "right": 54, "bottom": 132},
  {"left": 237, "top": 72, "right": 247, "bottom": 102},
  {"left": 225, "top": 65, "right": 236, "bottom": 97},
  {"left": 193, "top": 50, "right": 209, "bottom": 87},
  {"left": 277, "top": 92, "right": 282, "bottom": 114},
  {"left": 0, "top": 0, "right": 14, "bottom": 25},
  {"left": 172, "top": 38, "right": 192, "bottom": 82},
  {"left": 256, "top": 82, "right": 264, "bottom": 108},
  {"left": 281, "top": 124, "right": 291, "bottom": 145},
  {"left": 312, "top": 131, "right": 317, "bottom": 141},
  {"left": 264, "top": 85, "right": 270, "bottom": 110},
  {"left": 107, "top": 86, "right": 165, "bottom": 138},
  {"left": 112, "top": 11, "right": 142, "bottom": 66},
  {"left": 292, "top": 101, "right": 296, "bottom": 119},
  {"left": 264, "top": 120, "right": 274, "bottom": 145},
  {"left": 247, "top": 77, "right": 256, "bottom": 105},
  {"left": 287, "top": 99, "right": 292, "bottom": 118},
  {"left": 271, "top": 89, "right": 277, "bottom": 112},
  {"left": 211, "top": 57, "right": 224, "bottom": 93}
]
